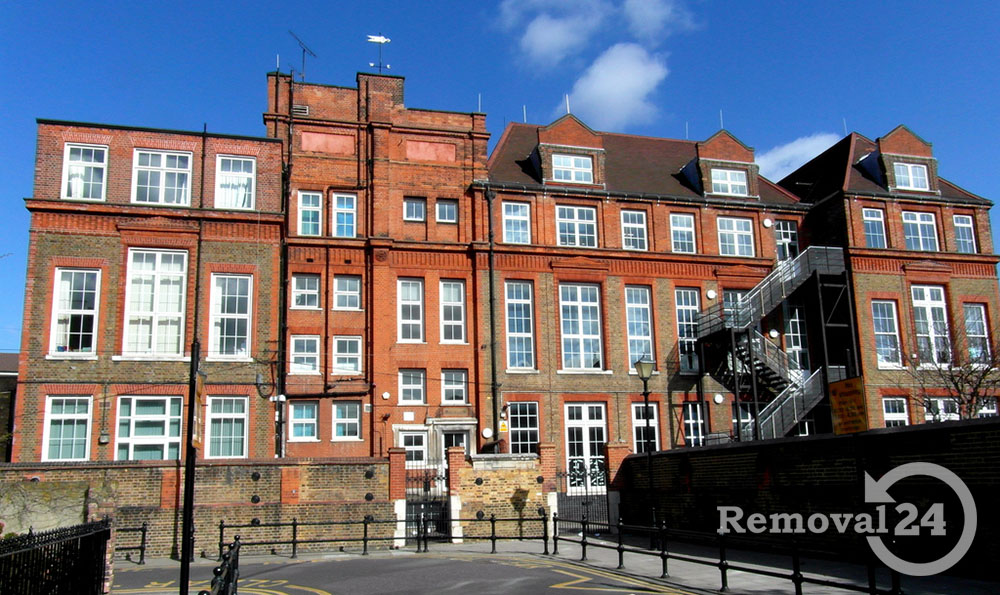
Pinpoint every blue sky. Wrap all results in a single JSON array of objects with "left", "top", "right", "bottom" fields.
[{"left": 2, "top": 1, "right": 998, "bottom": 353}]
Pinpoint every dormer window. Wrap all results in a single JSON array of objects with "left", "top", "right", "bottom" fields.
[
  {"left": 552, "top": 154, "right": 593, "bottom": 184},
  {"left": 711, "top": 169, "right": 748, "bottom": 196},
  {"left": 893, "top": 163, "right": 929, "bottom": 191}
]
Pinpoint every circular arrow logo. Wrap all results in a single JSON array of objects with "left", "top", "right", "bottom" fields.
[{"left": 864, "top": 462, "right": 977, "bottom": 576}]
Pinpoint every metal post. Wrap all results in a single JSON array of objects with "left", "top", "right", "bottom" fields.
[
  {"left": 291, "top": 517, "right": 298, "bottom": 559},
  {"left": 890, "top": 570, "right": 902, "bottom": 595},
  {"left": 362, "top": 515, "right": 370, "bottom": 556},
  {"left": 718, "top": 531, "right": 729, "bottom": 592},
  {"left": 659, "top": 520, "right": 669, "bottom": 578},
  {"left": 139, "top": 522, "right": 147, "bottom": 565},
  {"left": 179, "top": 339, "right": 200, "bottom": 595},
  {"left": 541, "top": 511, "right": 549, "bottom": 555},
  {"left": 218, "top": 520, "right": 225, "bottom": 561},
  {"left": 641, "top": 375, "right": 656, "bottom": 548},
  {"left": 552, "top": 513, "right": 560, "bottom": 555},
  {"left": 490, "top": 514, "right": 497, "bottom": 554},
  {"left": 747, "top": 329, "right": 761, "bottom": 440},
  {"left": 791, "top": 540, "right": 803, "bottom": 595},
  {"left": 580, "top": 514, "right": 588, "bottom": 561},
  {"left": 616, "top": 517, "right": 625, "bottom": 569}
]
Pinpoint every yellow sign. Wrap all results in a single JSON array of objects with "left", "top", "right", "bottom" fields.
[
  {"left": 499, "top": 420, "right": 509, "bottom": 433},
  {"left": 830, "top": 376, "right": 868, "bottom": 435}
]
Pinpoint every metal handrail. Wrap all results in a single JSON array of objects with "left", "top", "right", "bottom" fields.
[{"left": 754, "top": 370, "right": 826, "bottom": 440}]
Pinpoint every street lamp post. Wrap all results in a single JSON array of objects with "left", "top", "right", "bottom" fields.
[{"left": 633, "top": 358, "right": 656, "bottom": 541}]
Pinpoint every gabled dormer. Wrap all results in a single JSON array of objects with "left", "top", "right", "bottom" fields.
[
  {"left": 536, "top": 115, "right": 606, "bottom": 189},
  {"left": 684, "top": 130, "right": 761, "bottom": 199},
  {"left": 876, "top": 125, "right": 940, "bottom": 195}
]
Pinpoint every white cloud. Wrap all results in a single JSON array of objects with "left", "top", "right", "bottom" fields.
[
  {"left": 555, "top": 43, "right": 668, "bottom": 131},
  {"left": 756, "top": 133, "right": 841, "bottom": 181},
  {"left": 623, "top": 0, "right": 695, "bottom": 41},
  {"left": 499, "top": 0, "right": 611, "bottom": 68}
]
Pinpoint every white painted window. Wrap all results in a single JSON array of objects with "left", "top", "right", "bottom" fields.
[
  {"left": 862, "top": 208, "right": 886, "bottom": 248},
  {"left": 902, "top": 211, "right": 938, "bottom": 251},
  {"left": 631, "top": 402, "right": 659, "bottom": 453},
  {"left": 872, "top": 301, "right": 902, "bottom": 368},
  {"left": 132, "top": 150, "right": 191, "bottom": 205},
  {"left": 964, "top": 304, "right": 990, "bottom": 364},
  {"left": 556, "top": 206, "right": 597, "bottom": 247},
  {"left": 298, "top": 191, "right": 322, "bottom": 236},
  {"left": 911, "top": 285, "right": 950, "bottom": 365},
  {"left": 711, "top": 169, "right": 748, "bottom": 196},
  {"left": 508, "top": 402, "right": 539, "bottom": 454},
  {"left": 883, "top": 398, "right": 908, "bottom": 427},
  {"left": 333, "top": 401, "right": 361, "bottom": 440},
  {"left": 332, "top": 336, "right": 362, "bottom": 374},
  {"left": 334, "top": 276, "right": 361, "bottom": 310},
  {"left": 397, "top": 278, "right": 424, "bottom": 342},
  {"left": 209, "top": 274, "right": 252, "bottom": 359},
  {"left": 440, "top": 280, "right": 466, "bottom": 343},
  {"left": 559, "top": 284, "right": 603, "bottom": 370},
  {"left": 505, "top": 281, "right": 535, "bottom": 369},
  {"left": 676, "top": 288, "right": 700, "bottom": 373},
  {"left": 401, "top": 431, "right": 428, "bottom": 465},
  {"left": 50, "top": 268, "right": 100, "bottom": 356},
  {"left": 115, "top": 396, "right": 182, "bottom": 460},
  {"left": 206, "top": 396, "right": 248, "bottom": 458},
  {"left": 62, "top": 144, "right": 107, "bottom": 200},
  {"left": 718, "top": 217, "right": 754, "bottom": 257},
  {"left": 784, "top": 303, "right": 810, "bottom": 380},
  {"left": 625, "top": 286, "right": 654, "bottom": 367},
  {"left": 123, "top": 249, "right": 186, "bottom": 357},
  {"left": 774, "top": 220, "right": 799, "bottom": 261},
  {"left": 925, "top": 398, "right": 959, "bottom": 422},
  {"left": 43, "top": 396, "right": 92, "bottom": 461},
  {"left": 403, "top": 197, "right": 426, "bottom": 221},
  {"left": 289, "top": 401, "right": 318, "bottom": 440},
  {"left": 503, "top": 202, "right": 531, "bottom": 244},
  {"left": 442, "top": 431, "right": 469, "bottom": 457},
  {"left": 978, "top": 398, "right": 998, "bottom": 418},
  {"left": 620, "top": 210, "right": 648, "bottom": 251},
  {"left": 953, "top": 215, "right": 976, "bottom": 254},
  {"left": 436, "top": 199, "right": 458, "bottom": 223},
  {"left": 290, "top": 335, "right": 320, "bottom": 374},
  {"left": 552, "top": 154, "right": 593, "bottom": 183},
  {"left": 683, "top": 402, "right": 705, "bottom": 447},
  {"left": 215, "top": 156, "right": 255, "bottom": 210},
  {"left": 441, "top": 369, "right": 467, "bottom": 404},
  {"left": 332, "top": 193, "right": 356, "bottom": 237},
  {"left": 291, "top": 274, "right": 320, "bottom": 309},
  {"left": 564, "top": 403, "right": 606, "bottom": 494},
  {"left": 670, "top": 213, "right": 696, "bottom": 253},
  {"left": 894, "top": 163, "right": 929, "bottom": 191},
  {"left": 399, "top": 369, "right": 426, "bottom": 403}
]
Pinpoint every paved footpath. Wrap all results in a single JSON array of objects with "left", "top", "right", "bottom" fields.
[{"left": 112, "top": 537, "right": 998, "bottom": 594}]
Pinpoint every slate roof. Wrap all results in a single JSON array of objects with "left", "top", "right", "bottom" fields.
[{"left": 0, "top": 353, "right": 17, "bottom": 375}]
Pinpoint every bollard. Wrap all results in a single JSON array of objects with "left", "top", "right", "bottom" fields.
[
  {"left": 218, "top": 520, "right": 226, "bottom": 561},
  {"left": 718, "top": 531, "right": 729, "bottom": 592},
  {"left": 291, "top": 517, "right": 298, "bottom": 559},
  {"left": 580, "top": 514, "right": 588, "bottom": 561},
  {"left": 616, "top": 517, "right": 625, "bottom": 569},
  {"left": 362, "top": 515, "right": 370, "bottom": 556},
  {"left": 890, "top": 569, "right": 902, "bottom": 595},
  {"left": 791, "top": 540, "right": 803, "bottom": 595},
  {"left": 552, "top": 513, "right": 560, "bottom": 556},
  {"left": 139, "top": 522, "right": 148, "bottom": 565},
  {"left": 541, "top": 512, "right": 549, "bottom": 556},
  {"left": 490, "top": 514, "right": 498, "bottom": 554},
  {"left": 659, "top": 520, "right": 668, "bottom": 578}
]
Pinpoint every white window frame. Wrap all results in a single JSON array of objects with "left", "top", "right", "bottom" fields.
[
  {"left": 334, "top": 276, "right": 361, "bottom": 310},
  {"left": 963, "top": 304, "right": 990, "bottom": 364},
  {"left": 620, "top": 210, "right": 648, "bottom": 251},
  {"left": 883, "top": 397, "right": 908, "bottom": 427},
  {"left": 902, "top": 211, "right": 939, "bottom": 251},
  {"left": 502, "top": 202, "right": 531, "bottom": 244},
  {"left": 564, "top": 403, "right": 607, "bottom": 494},
  {"left": 62, "top": 143, "right": 107, "bottom": 201},
  {"left": 399, "top": 369, "right": 426, "bottom": 404},
  {"left": 683, "top": 402, "right": 705, "bottom": 447},
  {"left": 625, "top": 286, "right": 654, "bottom": 368},
  {"left": 670, "top": 213, "right": 696, "bottom": 254},
  {"left": 862, "top": 208, "right": 886, "bottom": 248},
  {"left": 132, "top": 149, "right": 192, "bottom": 206},
  {"left": 403, "top": 197, "right": 426, "bottom": 222},
  {"left": 441, "top": 369, "right": 468, "bottom": 404},
  {"left": 676, "top": 288, "right": 700, "bottom": 374},
  {"left": 123, "top": 249, "right": 187, "bottom": 358},
  {"left": 214, "top": 155, "right": 256, "bottom": 210},
  {"left": 290, "top": 335, "right": 320, "bottom": 375},
  {"left": 505, "top": 281, "right": 535, "bottom": 370},
  {"left": 209, "top": 274, "right": 252, "bottom": 360},
  {"left": 556, "top": 206, "right": 597, "bottom": 247},
  {"left": 552, "top": 154, "right": 593, "bottom": 184},
  {"left": 206, "top": 396, "right": 248, "bottom": 459},
  {"left": 291, "top": 274, "right": 321, "bottom": 309},
  {"left": 508, "top": 402, "right": 539, "bottom": 454},
  {"left": 397, "top": 278, "right": 424, "bottom": 342},
  {"left": 953, "top": 215, "right": 977, "bottom": 254},
  {"left": 49, "top": 268, "right": 101, "bottom": 357},
  {"left": 711, "top": 169, "right": 748, "bottom": 196},
  {"left": 559, "top": 283, "right": 603, "bottom": 370},
  {"left": 440, "top": 280, "right": 466, "bottom": 343},
  {"left": 774, "top": 220, "right": 799, "bottom": 261},
  {"left": 872, "top": 301, "right": 903, "bottom": 368},
  {"left": 894, "top": 162, "right": 929, "bottom": 191},
  {"left": 978, "top": 398, "right": 998, "bottom": 418},
  {"left": 436, "top": 199, "right": 458, "bottom": 223},
  {"left": 332, "top": 193, "right": 356, "bottom": 238},
  {"left": 718, "top": 217, "right": 754, "bottom": 257},
  {"left": 42, "top": 396, "right": 92, "bottom": 461},
  {"left": 298, "top": 191, "right": 322, "bottom": 236},
  {"left": 115, "top": 396, "right": 183, "bottom": 461},
  {"left": 332, "top": 336, "right": 362, "bottom": 375},
  {"left": 925, "top": 397, "right": 959, "bottom": 422},
  {"left": 333, "top": 401, "right": 361, "bottom": 440},
  {"left": 631, "top": 402, "right": 659, "bottom": 453},
  {"left": 911, "top": 285, "right": 950, "bottom": 365},
  {"left": 401, "top": 431, "right": 428, "bottom": 466},
  {"left": 289, "top": 401, "right": 319, "bottom": 441}
]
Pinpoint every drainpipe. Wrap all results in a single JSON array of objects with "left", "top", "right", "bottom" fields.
[{"left": 484, "top": 187, "right": 500, "bottom": 449}]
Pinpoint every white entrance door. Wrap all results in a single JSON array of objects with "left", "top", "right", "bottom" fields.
[{"left": 564, "top": 403, "right": 607, "bottom": 495}]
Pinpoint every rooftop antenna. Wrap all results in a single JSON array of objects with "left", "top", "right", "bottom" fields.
[
  {"left": 367, "top": 34, "right": 391, "bottom": 73},
  {"left": 276, "top": 54, "right": 280, "bottom": 72},
  {"left": 523, "top": 105, "right": 527, "bottom": 123},
  {"left": 288, "top": 31, "right": 316, "bottom": 81},
  {"left": 842, "top": 117, "right": 848, "bottom": 136},
  {"left": 478, "top": 93, "right": 482, "bottom": 113},
  {"left": 565, "top": 94, "right": 571, "bottom": 115},
  {"left": 685, "top": 121, "right": 689, "bottom": 140},
  {"left": 719, "top": 109, "right": 724, "bottom": 130}
]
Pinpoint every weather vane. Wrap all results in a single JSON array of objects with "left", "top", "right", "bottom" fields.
[{"left": 367, "top": 34, "right": 391, "bottom": 73}]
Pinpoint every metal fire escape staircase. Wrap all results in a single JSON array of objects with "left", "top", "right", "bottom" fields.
[{"left": 698, "top": 247, "right": 848, "bottom": 440}]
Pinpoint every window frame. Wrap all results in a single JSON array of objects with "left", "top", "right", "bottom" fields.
[
  {"left": 61, "top": 143, "right": 108, "bottom": 201},
  {"left": 625, "top": 286, "right": 654, "bottom": 368},
  {"left": 556, "top": 205, "right": 598, "bottom": 247},
  {"left": 115, "top": 396, "right": 183, "bottom": 461},
  {"left": 436, "top": 199, "right": 458, "bottom": 224},
  {"left": 676, "top": 288, "right": 700, "bottom": 374},
  {"left": 290, "top": 335, "right": 320, "bottom": 375},
  {"left": 883, "top": 397, "right": 909, "bottom": 427},
  {"left": 399, "top": 369, "right": 426, "bottom": 404},
  {"left": 925, "top": 397, "right": 959, "bottom": 422},
  {"left": 214, "top": 155, "right": 256, "bottom": 210},
  {"left": 401, "top": 431, "right": 428, "bottom": 466},
  {"left": 403, "top": 197, "right": 427, "bottom": 222},
  {"left": 49, "top": 268, "right": 101, "bottom": 357},
  {"left": 42, "top": 395, "right": 92, "bottom": 462},
  {"left": 131, "top": 149, "right": 192, "bottom": 206},
  {"left": 911, "top": 285, "right": 951, "bottom": 365},
  {"left": 502, "top": 202, "right": 531, "bottom": 244},
  {"left": 682, "top": 402, "right": 705, "bottom": 447},
  {"left": 631, "top": 402, "right": 659, "bottom": 454},
  {"left": 439, "top": 280, "right": 466, "bottom": 344},
  {"left": 441, "top": 369, "right": 468, "bottom": 404},
  {"left": 620, "top": 210, "right": 648, "bottom": 251},
  {"left": 331, "top": 193, "right": 357, "bottom": 238},
  {"left": 333, "top": 276, "right": 361, "bottom": 311},
  {"left": 872, "top": 301, "right": 903, "bottom": 368},
  {"left": 505, "top": 280, "right": 535, "bottom": 370},
  {"left": 298, "top": 191, "right": 322, "bottom": 236},
  {"left": 670, "top": 213, "right": 696, "bottom": 254},
  {"left": 711, "top": 168, "right": 749, "bottom": 196},
  {"left": 564, "top": 403, "right": 607, "bottom": 494},
  {"left": 774, "top": 220, "right": 799, "bottom": 261},
  {"left": 717, "top": 217, "right": 755, "bottom": 257},
  {"left": 333, "top": 401, "right": 362, "bottom": 441},
  {"left": 552, "top": 154, "right": 594, "bottom": 184},
  {"left": 559, "top": 283, "right": 604, "bottom": 370},
  {"left": 397, "top": 278, "right": 424, "bottom": 342},
  {"left": 208, "top": 273, "right": 253, "bottom": 360},
  {"left": 508, "top": 402, "right": 539, "bottom": 454},
  {"left": 122, "top": 249, "right": 187, "bottom": 358},
  {"left": 332, "top": 336, "right": 362, "bottom": 375},
  {"left": 893, "top": 162, "right": 929, "bottom": 191},
  {"left": 963, "top": 304, "right": 990, "bottom": 364},
  {"left": 862, "top": 208, "right": 887, "bottom": 248},
  {"left": 289, "top": 400, "right": 319, "bottom": 441},
  {"left": 953, "top": 215, "right": 977, "bottom": 254},
  {"left": 902, "top": 211, "right": 939, "bottom": 252},
  {"left": 205, "top": 396, "right": 249, "bottom": 459},
  {"left": 291, "top": 274, "right": 321, "bottom": 310}
]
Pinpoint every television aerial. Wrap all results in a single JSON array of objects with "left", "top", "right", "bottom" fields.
[{"left": 289, "top": 30, "right": 317, "bottom": 81}]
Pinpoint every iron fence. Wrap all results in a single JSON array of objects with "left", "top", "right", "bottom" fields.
[
  {"left": 114, "top": 521, "right": 148, "bottom": 564},
  {"left": 198, "top": 535, "right": 240, "bottom": 595},
  {"left": 0, "top": 518, "right": 111, "bottom": 595}
]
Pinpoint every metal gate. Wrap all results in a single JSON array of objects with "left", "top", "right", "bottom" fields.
[
  {"left": 556, "top": 456, "right": 610, "bottom": 533},
  {"left": 405, "top": 459, "right": 450, "bottom": 544}
]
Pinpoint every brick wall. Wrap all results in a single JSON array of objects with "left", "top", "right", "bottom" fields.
[{"left": 449, "top": 450, "right": 550, "bottom": 538}]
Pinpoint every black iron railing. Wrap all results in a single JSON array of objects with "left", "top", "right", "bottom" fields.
[
  {"left": 114, "top": 521, "right": 148, "bottom": 564},
  {"left": 198, "top": 535, "right": 240, "bottom": 595},
  {"left": 0, "top": 518, "right": 111, "bottom": 595}
]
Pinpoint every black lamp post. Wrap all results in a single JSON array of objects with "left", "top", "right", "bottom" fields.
[{"left": 633, "top": 357, "right": 656, "bottom": 537}]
